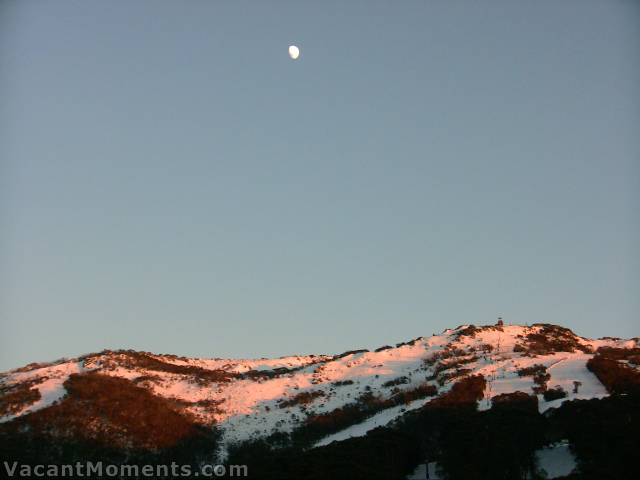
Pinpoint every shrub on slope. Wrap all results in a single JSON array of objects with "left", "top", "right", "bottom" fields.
[
  {"left": 514, "top": 324, "right": 592, "bottom": 355},
  {"left": 0, "top": 373, "right": 219, "bottom": 465},
  {"left": 586, "top": 348, "right": 640, "bottom": 395},
  {"left": 0, "top": 381, "right": 42, "bottom": 417}
]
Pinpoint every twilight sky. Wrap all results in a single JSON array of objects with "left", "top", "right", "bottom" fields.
[{"left": 1, "top": 1, "right": 638, "bottom": 371}]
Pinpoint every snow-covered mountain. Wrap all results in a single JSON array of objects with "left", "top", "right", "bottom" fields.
[{"left": 1, "top": 322, "right": 639, "bottom": 479}]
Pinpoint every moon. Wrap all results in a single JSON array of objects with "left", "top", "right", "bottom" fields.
[{"left": 288, "top": 45, "right": 300, "bottom": 60}]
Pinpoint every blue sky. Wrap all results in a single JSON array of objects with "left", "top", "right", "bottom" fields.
[{"left": 1, "top": 1, "right": 638, "bottom": 370}]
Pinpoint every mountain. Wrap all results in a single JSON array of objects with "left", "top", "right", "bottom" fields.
[{"left": 1, "top": 323, "right": 639, "bottom": 479}]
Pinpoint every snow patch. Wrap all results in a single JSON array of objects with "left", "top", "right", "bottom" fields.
[{"left": 535, "top": 441, "right": 576, "bottom": 478}]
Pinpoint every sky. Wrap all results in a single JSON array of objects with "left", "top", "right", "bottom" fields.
[{"left": 1, "top": 0, "right": 638, "bottom": 371}]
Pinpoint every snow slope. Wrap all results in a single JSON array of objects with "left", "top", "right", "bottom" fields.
[
  {"left": 0, "top": 323, "right": 636, "bottom": 450},
  {"left": 539, "top": 353, "right": 608, "bottom": 412},
  {"left": 0, "top": 361, "right": 86, "bottom": 424}
]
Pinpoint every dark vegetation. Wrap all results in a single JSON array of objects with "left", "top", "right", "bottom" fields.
[
  {"left": 245, "top": 358, "right": 330, "bottom": 381},
  {"left": 244, "top": 367, "right": 298, "bottom": 380},
  {"left": 586, "top": 347, "right": 640, "bottom": 395},
  {"left": 549, "top": 393, "right": 639, "bottom": 479},
  {"left": 428, "top": 355, "right": 478, "bottom": 386},
  {"left": 333, "top": 349, "right": 369, "bottom": 360},
  {"left": 374, "top": 345, "right": 393, "bottom": 352},
  {"left": 231, "top": 375, "right": 531, "bottom": 480},
  {"left": 228, "top": 427, "right": 420, "bottom": 480},
  {"left": 331, "top": 379, "right": 354, "bottom": 387},
  {"left": 532, "top": 372, "right": 551, "bottom": 394},
  {"left": 94, "top": 350, "right": 237, "bottom": 383},
  {"left": 588, "top": 346, "right": 640, "bottom": 363},
  {"left": 278, "top": 389, "right": 325, "bottom": 409},
  {"left": 2, "top": 373, "right": 205, "bottom": 450},
  {"left": 517, "top": 363, "right": 551, "bottom": 394},
  {"left": 454, "top": 324, "right": 503, "bottom": 339},
  {"left": 394, "top": 337, "right": 424, "bottom": 348},
  {"left": 422, "top": 347, "right": 467, "bottom": 368},
  {"left": 230, "top": 372, "right": 639, "bottom": 480},
  {"left": 9, "top": 357, "right": 71, "bottom": 374},
  {"left": 0, "top": 373, "right": 220, "bottom": 477},
  {"left": 271, "top": 382, "right": 438, "bottom": 449},
  {"left": 382, "top": 376, "right": 409, "bottom": 388},
  {"left": 427, "top": 375, "right": 485, "bottom": 408},
  {"left": 0, "top": 381, "right": 42, "bottom": 417},
  {"left": 389, "top": 383, "right": 438, "bottom": 405},
  {"left": 429, "top": 390, "right": 543, "bottom": 479},
  {"left": 543, "top": 386, "right": 567, "bottom": 402},
  {"left": 430, "top": 356, "right": 477, "bottom": 377},
  {"left": 455, "top": 324, "right": 481, "bottom": 338},
  {"left": 517, "top": 364, "right": 547, "bottom": 377},
  {"left": 514, "top": 324, "right": 592, "bottom": 355},
  {"left": 2, "top": 364, "right": 638, "bottom": 480},
  {"left": 96, "top": 349, "right": 311, "bottom": 384},
  {"left": 491, "top": 391, "right": 539, "bottom": 411},
  {"left": 434, "top": 368, "right": 473, "bottom": 386}
]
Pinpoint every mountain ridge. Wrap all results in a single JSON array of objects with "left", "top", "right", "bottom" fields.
[{"left": 2, "top": 322, "right": 639, "bottom": 479}]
